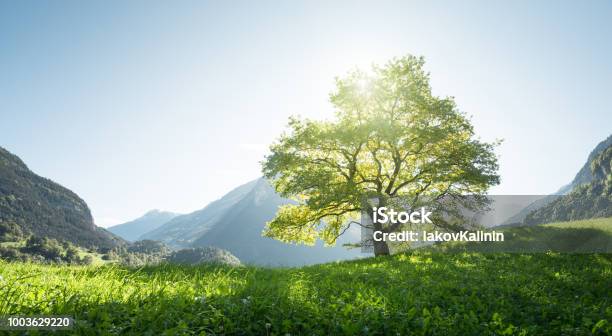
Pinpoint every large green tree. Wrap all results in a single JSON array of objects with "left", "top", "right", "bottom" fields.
[{"left": 262, "top": 55, "right": 500, "bottom": 256}]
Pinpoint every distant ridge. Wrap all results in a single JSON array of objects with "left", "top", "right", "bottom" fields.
[
  {"left": 108, "top": 210, "right": 179, "bottom": 242},
  {"left": 141, "top": 179, "right": 258, "bottom": 247},
  {"left": 144, "top": 178, "right": 362, "bottom": 266},
  {"left": 191, "top": 178, "right": 362, "bottom": 266}
]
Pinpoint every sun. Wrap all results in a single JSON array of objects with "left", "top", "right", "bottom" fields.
[{"left": 356, "top": 77, "right": 372, "bottom": 95}]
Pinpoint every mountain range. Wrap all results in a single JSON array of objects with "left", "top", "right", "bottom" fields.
[
  {"left": 3, "top": 133, "right": 610, "bottom": 264},
  {"left": 140, "top": 179, "right": 258, "bottom": 247},
  {"left": 107, "top": 210, "right": 179, "bottom": 242},
  {"left": 119, "top": 178, "right": 362, "bottom": 266}
]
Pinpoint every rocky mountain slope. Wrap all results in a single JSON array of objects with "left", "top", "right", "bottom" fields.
[
  {"left": 556, "top": 134, "right": 612, "bottom": 194},
  {"left": 525, "top": 143, "right": 612, "bottom": 225},
  {"left": 0, "top": 146, "right": 123, "bottom": 250},
  {"left": 501, "top": 134, "right": 612, "bottom": 225}
]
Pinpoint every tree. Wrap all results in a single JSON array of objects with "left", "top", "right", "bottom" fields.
[{"left": 262, "top": 55, "right": 500, "bottom": 256}]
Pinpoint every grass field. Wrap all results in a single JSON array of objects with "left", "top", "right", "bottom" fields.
[
  {"left": 1, "top": 218, "right": 611, "bottom": 335},
  {"left": 433, "top": 217, "right": 612, "bottom": 253},
  {"left": 1, "top": 251, "right": 610, "bottom": 335},
  {"left": 544, "top": 217, "right": 612, "bottom": 233}
]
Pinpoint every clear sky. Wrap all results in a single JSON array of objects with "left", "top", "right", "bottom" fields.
[{"left": 1, "top": 1, "right": 611, "bottom": 227}]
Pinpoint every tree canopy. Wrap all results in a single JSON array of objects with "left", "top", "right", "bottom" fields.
[{"left": 262, "top": 55, "right": 500, "bottom": 254}]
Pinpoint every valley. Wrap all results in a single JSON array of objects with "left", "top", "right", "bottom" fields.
[{"left": 1, "top": 3, "right": 610, "bottom": 334}]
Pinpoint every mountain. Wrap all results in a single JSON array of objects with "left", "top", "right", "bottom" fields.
[
  {"left": 144, "top": 178, "right": 362, "bottom": 266},
  {"left": 524, "top": 143, "right": 612, "bottom": 225},
  {"left": 501, "top": 134, "right": 612, "bottom": 225},
  {"left": 0, "top": 146, "right": 123, "bottom": 250},
  {"left": 500, "top": 195, "right": 561, "bottom": 226},
  {"left": 191, "top": 178, "right": 362, "bottom": 266},
  {"left": 108, "top": 210, "right": 179, "bottom": 242},
  {"left": 556, "top": 134, "right": 612, "bottom": 194},
  {"left": 141, "top": 179, "right": 258, "bottom": 247}
]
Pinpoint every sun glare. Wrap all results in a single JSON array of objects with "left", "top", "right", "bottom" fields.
[{"left": 356, "top": 77, "right": 371, "bottom": 95}]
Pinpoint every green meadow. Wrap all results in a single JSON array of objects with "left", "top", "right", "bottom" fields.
[
  {"left": 1, "top": 219, "right": 611, "bottom": 335},
  {"left": 433, "top": 217, "right": 612, "bottom": 253}
]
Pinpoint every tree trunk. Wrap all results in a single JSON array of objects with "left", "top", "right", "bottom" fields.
[
  {"left": 367, "top": 196, "right": 391, "bottom": 257},
  {"left": 373, "top": 235, "right": 390, "bottom": 256}
]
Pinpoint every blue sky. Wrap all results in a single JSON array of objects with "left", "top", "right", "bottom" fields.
[{"left": 1, "top": 1, "right": 611, "bottom": 227}]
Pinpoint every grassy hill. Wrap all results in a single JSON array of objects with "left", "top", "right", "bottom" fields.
[
  {"left": 1, "top": 251, "right": 610, "bottom": 335},
  {"left": 544, "top": 217, "right": 612, "bottom": 232},
  {"left": 434, "top": 217, "right": 612, "bottom": 253}
]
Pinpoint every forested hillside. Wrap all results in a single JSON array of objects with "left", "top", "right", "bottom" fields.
[
  {"left": 0, "top": 146, "right": 123, "bottom": 250},
  {"left": 525, "top": 144, "right": 612, "bottom": 225},
  {"left": 501, "top": 134, "right": 612, "bottom": 225}
]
